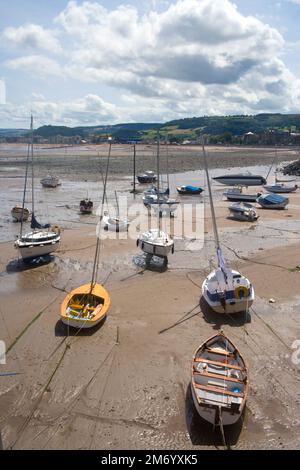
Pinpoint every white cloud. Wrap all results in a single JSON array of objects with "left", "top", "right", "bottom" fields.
[
  {"left": 5, "top": 55, "right": 62, "bottom": 78},
  {"left": 2, "top": 23, "right": 62, "bottom": 53},
  {"left": 52, "top": 0, "right": 300, "bottom": 114},
  {"left": 0, "top": 93, "right": 120, "bottom": 127},
  {"left": 1, "top": 0, "right": 300, "bottom": 124}
]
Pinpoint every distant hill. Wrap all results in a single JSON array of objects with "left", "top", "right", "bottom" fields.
[
  {"left": 0, "top": 128, "right": 27, "bottom": 137},
  {"left": 2, "top": 113, "right": 300, "bottom": 142},
  {"left": 33, "top": 123, "right": 162, "bottom": 139},
  {"left": 164, "top": 113, "right": 300, "bottom": 136}
]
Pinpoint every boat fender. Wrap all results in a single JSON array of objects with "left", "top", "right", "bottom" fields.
[
  {"left": 172, "top": 245, "right": 175, "bottom": 254},
  {"left": 141, "top": 242, "right": 144, "bottom": 250},
  {"left": 51, "top": 224, "right": 61, "bottom": 235},
  {"left": 234, "top": 286, "right": 249, "bottom": 300},
  {"left": 136, "top": 239, "right": 139, "bottom": 247}
]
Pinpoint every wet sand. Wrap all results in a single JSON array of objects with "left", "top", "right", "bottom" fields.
[
  {"left": 1, "top": 142, "right": 300, "bottom": 180},
  {"left": 0, "top": 145, "right": 300, "bottom": 450}
]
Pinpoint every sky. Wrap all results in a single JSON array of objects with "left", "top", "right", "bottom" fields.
[{"left": 0, "top": 0, "right": 300, "bottom": 128}]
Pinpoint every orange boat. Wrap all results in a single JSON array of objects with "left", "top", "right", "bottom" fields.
[{"left": 61, "top": 283, "right": 110, "bottom": 329}]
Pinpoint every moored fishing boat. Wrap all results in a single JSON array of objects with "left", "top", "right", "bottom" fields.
[
  {"left": 263, "top": 183, "right": 297, "bottom": 194},
  {"left": 228, "top": 202, "right": 259, "bottom": 222},
  {"left": 80, "top": 198, "right": 93, "bottom": 214},
  {"left": 40, "top": 175, "right": 60, "bottom": 188},
  {"left": 223, "top": 187, "right": 261, "bottom": 202},
  {"left": 257, "top": 193, "right": 289, "bottom": 209},
  {"left": 137, "top": 170, "right": 157, "bottom": 184},
  {"left": 177, "top": 185, "right": 203, "bottom": 195},
  {"left": 191, "top": 332, "right": 249, "bottom": 426},
  {"left": 11, "top": 206, "right": 30, "bottom": 222},
  {"left": 214, "top": 173, "right": 266, "bottom": 186}
]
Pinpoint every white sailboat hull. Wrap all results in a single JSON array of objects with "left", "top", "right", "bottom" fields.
[
  {"left": 61, "top": 315, "right": 104, "bottom": 329},
  {"left": 137, "top": 230, "right": 174, "bottom": 257},
  {"left": 202, "top": 269, "right": 254, "bottom": 314},
  {"left": 191, "top": 385, "right": 242, "bottom": 425},
  {"left": 103, "top": 215, "right": 129, "bottom": 232},
  {"left": 214, "top": 175, "right": 267, "bottom": 186},
  {"left": 15, "top": 232, "right": 60, "bottom": 260}
]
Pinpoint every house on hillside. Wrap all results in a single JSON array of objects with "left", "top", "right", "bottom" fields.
[{"left": 243, "top": 131, "right": 258, "bottom": 144}]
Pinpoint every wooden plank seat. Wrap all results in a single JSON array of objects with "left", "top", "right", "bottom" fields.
[
  {"left": 70, "top": 304, "right": 96, "bottom": 311},
  {"left": 194, "top": 383, "right": 244, "bottom": 398},
  {"left": 206, "top": 348, "right": 235, "bottom": 357},
  {"left": 193, "top": 370, "right": 243, "bottom": 383},
  {"left": 194, "top": 357, "right": 245, "bottom": 371}
]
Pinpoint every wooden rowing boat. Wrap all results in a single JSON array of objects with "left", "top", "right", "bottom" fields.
[{"left": 191, "top": 332, "right": 249, "bottom": 426}]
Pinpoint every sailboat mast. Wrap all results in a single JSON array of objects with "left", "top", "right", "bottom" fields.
[
  {"left": 133, "top": 144, "right": 136, "bottom": 193},
  {"left": 166, "top": 135, "right": 170, "bottom": 190},
  {"left": 115, "top": 190, "right": 119, "bottom": 219},
  {"left": 202, "top": 140, "right": 221, "bottom": 252},
  {"left": 157, "top": 132, "right": 161, "bottom": 236},
  {"left": 20, "top": 142, "right": 30, "bottom": 237},
  {"left": 30, "top": 115, "right": 35, "bottom": 217},
  {"left": 90, "top": 142, "right": 112, "bottom": 290}
]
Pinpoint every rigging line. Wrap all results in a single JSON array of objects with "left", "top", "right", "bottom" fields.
[
  {"left": 30, "top": 115, "right": 35, "bottom": 218},
  {"left": 221, "top": 242, "right": 293, "bottom": 272},
  {"left": 40, "top": 341, "right": 117, "bottom": 449},
  {"left": 250, "top": 306, "right": 291, "bottom": 351},
  {"left": 10, "top": 343, "right": 69, "bottom": 450},
  {"left": 88, "top": 349, "right": 117, "bottom": 450},
  {"left": 265, "top": 150, "right": 277, "bottom": 181},
  {"left": 98, "top": 151, "right": 109, "bottom": 209}
]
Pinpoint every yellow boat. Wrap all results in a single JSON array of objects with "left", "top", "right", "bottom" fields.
[{"left": 61, "top": 283, "right": 110, "bottom": 329}]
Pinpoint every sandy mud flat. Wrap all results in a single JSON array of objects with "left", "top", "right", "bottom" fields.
[{"left": 0, "top": 144, "right": 300, "bottom": 450}]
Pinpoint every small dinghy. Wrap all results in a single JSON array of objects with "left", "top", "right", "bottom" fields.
[
  {"left": 228, "top": 202, "right": 259, "bottom": 222},
  {"left": 61, "top": 283, "right": 110, "bottom": 329},
  {"left": 80, "top": 198, "right": 93, "bottom": 214},
  {"left": 40, "top": 175, "right": 60, "bottom": 188},
  {"left": 191, "top": 332, "right": 249, "bottom": 426},
  {"left": 224, "top": 187, "right": 261, "bottom": 202},
  {"left": 103, "top": 211, "right": 129, "bottom": 232},
  {"left": 11, "top": 206, "right": 30, "bottom": 222},
  {"left": 177, "top": 185, "right": 204, "bottom": 195},
  {"left": 257, "top": 193, "right": 289, "bottom": 209},
  {"left": 263, "top": 183, "right": 297, "bottom": 194},
  {"left": 137, "top": 171, "right": 157, "bottom": 184}
]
